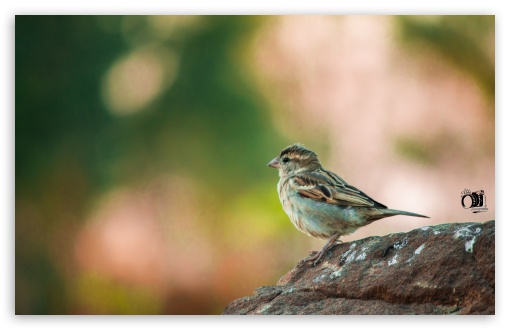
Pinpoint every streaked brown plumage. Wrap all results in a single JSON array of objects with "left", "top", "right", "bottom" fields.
[{"left": 268, "top": 144, "right": 429, "bottom": 266}]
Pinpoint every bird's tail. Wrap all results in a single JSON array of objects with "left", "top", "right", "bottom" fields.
[
  {"left": 368, "top": 208, "right": 429, "bottom": 221},
  {"left": 384, "top": 209, "right": 429, "bottom": 218}
]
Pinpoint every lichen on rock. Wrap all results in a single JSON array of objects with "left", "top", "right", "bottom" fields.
[{"left": 223, "top": 220, "right": 495, "bottom": 315}]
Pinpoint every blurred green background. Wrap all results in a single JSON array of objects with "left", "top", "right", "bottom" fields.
[{"left": 15, "top": 15, "right": 494, "bottom": 314}]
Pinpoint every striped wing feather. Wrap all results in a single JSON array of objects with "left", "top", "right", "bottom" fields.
[{"left": 293, "top": 170, "right": 387, "bottom": 208}]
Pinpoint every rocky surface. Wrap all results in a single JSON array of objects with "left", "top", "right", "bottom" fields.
[{"left": 223, "top": 220, "right": 495, "bottom": 315}]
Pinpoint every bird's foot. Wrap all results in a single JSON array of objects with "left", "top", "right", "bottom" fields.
[
  {"left": 303, "top": 250, "right": 325, "bottom": 267},
  {"left": 303, "top": 234, "right": 342, "bottom": 267}
]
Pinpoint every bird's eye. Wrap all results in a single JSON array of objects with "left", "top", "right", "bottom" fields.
[{"left": 282, "top": 157, "right": 290, "bottom": 163}]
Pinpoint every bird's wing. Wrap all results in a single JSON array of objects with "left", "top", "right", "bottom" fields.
[{"left": 292, "top": 169, "right": 387, "bottom": 208}]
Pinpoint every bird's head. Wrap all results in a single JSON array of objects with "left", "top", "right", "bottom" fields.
[{"left": 267, "top": 144, "right": 322, "bottom": 177}]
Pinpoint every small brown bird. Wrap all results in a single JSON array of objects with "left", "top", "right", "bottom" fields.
[{"left": 268, "top": 144, "right": 429, "bottom": 266}]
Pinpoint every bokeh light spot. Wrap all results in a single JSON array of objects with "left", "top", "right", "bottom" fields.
[{"left": 102, "top": 49, "right": 177, "bottom": 116}]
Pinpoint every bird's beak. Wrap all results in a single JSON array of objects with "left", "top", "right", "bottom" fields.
[{"left": 267, "top": 157, "right": 280, "bottom": 169}]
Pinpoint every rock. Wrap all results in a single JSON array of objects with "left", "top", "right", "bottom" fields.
[{"left": 223, "top": 220, "right": 495, "bottom": 315}]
